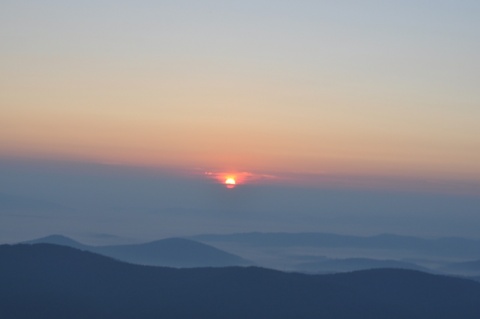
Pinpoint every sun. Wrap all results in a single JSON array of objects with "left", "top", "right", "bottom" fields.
[{"left": 225, "top": 177, "right": 236, "bottom": 189}]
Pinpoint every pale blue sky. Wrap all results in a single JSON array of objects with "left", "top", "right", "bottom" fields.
[{"left": 1, "top": 1, "right": 480, "bottom": 242}]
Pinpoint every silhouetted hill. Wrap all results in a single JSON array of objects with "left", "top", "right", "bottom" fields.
[
  {"left": 1, "top": 244, "right": 480, "bottom": 319},
  {"left": 24, "top": 235, "right": 251, "bottom": 267},
  {"left": 25, "top": 234, "right": 88, "bottom": 250},
  {"left": 192, "top": 232, "right": 480, "bottom": 258},
  {"left": 297, "top": 257, "right": 429, "bottom": 273},
  {"left": 95, "top": 237, "right": 251, "bottom": 267}
]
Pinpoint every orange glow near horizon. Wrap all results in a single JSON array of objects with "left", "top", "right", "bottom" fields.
[
  {"left": 2, "top": 1, "right": 480, "bottom": 199},
  {"left": 204, "top": 171, "right": 272, "bottom": 188}
]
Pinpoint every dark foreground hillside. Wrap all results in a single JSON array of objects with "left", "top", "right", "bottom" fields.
[{"left": 1, "top": 244, "right": 480, "bottom": 319}]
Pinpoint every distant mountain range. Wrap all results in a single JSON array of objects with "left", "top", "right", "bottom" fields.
[
  {"left": 24, "top": 232, "right": 480, "bottom": 275},
  {"left": 190, "top": 232, "right": 480, "bottom": 274},
  {"left": 191, "top": 232, "right": 480, "bottom": 256},
  {"left": 1, "top": 244, "right": 480, "bottom": 319},
  {"left": 441, "top": 259, "right": 480, "bottom": 276},
  {"left": 192, "top": 232, "right": 480, "bottom": 258},
  {"left": 25, "top": 235, "right": 251, "bottom": 268},
  {"left": 297, "top": 257, "right": 430, "bottom": 273}
]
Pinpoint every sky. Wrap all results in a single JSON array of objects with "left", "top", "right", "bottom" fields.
[{"left": 1, "top": 1, "right": 480, "bottom": 242}]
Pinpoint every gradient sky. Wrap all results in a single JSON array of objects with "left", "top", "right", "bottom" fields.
[
  {"left": 1, "top": 1, "right": 480, "bottom": 242},
  {"left": 2, "top": 1, "right": 480, "bottom": 187}
]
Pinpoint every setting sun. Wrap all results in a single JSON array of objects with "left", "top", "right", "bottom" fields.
[
  {"left": 205, "top": 171, "right": 269, "bottom": 188},
  {"left": 225, "top": 177, "right": 236, "bottom": 189}
]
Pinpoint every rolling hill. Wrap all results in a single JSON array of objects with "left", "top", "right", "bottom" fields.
[
  {"left": 1, "top": 244, "right": 480, "bottom": 319},
  {"left": 192, "top": 232, "right": 480, "bottom": 258},
  {"left": 441, "top": 259, "right": 480, "bottom": 276},
  {"left": 297, "top": 257, "right": 430, "bottom": 273},
  {"left": 26, "top": 235, "right": 251, "bottom": 267},
  {"left": 25, "top": 234, "right": 88, "bottom": 250}
]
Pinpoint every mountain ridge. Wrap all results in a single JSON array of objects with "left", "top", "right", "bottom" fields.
[
  {"left": 25, "top": 235, "right": 251, "bottom": 268},
  {"left": 192, "top": 231, "right": 480, "bottom": 257},
  {"left": 1, "top": 243, "right": 480, "bottom": 319}
]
